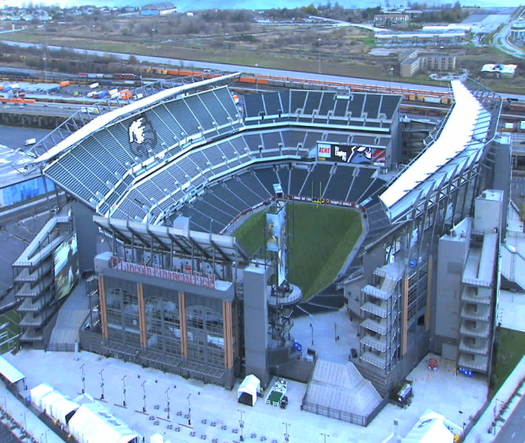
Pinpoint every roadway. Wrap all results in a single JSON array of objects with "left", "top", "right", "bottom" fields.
[
  {"left": 492, "top": 6, "right": 525, "bottom": 59},
  {"left": 494, "top": 394, "right": 525, "bottom": 443},
  {"left": 0, "top": 101, "right": 81, "bottom": 118}
]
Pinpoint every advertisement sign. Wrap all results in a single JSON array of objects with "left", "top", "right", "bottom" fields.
[
  {"left": 317, "top": 143, "right": 386, "bottom": 164},
  {"left": 54, "top": 234, "right": 79, "bottom": 300}
]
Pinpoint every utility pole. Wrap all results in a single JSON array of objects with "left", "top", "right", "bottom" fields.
[{"left": 317, "top": 38, "right": 322, "bottom": 74}]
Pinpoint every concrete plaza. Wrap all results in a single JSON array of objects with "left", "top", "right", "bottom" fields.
[{"left": 5, "top": 340, "right": 487, "bottom": 443}]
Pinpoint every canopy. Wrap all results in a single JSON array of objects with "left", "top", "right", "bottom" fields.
[
  {"left": 30, "top": 384, "right": 79, "bottom": 426},
  {"left": 0, "top": 356, "right": 25, "bottom": 385},
  {"left": 68, "top": 401, "right": 139, "bottom": 443},
  {"left": 402, "top": 410, "right": 462, "bottom": 443},
  {"left": 237, "top": 374, "right": 261, "bottom": 407}
]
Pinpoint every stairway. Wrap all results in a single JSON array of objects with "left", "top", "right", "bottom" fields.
[{"left": 48, "top": 280, "right": 89, "bottom": 351}]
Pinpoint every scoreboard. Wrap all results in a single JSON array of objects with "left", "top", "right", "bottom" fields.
[{"left": 317, "top": 143, "right": 385, "bottom": 164}]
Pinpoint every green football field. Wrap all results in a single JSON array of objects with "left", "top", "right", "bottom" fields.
[{"left": 235, "top": 202, "right": 363, "bottom": 300}]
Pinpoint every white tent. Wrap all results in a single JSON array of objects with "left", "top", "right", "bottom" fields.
[
  {"left": 40, "top": 390, "right": 79, "bottom": 427},
  {"left": 30, "top": 384, "right": 54, "bottom": 410},
  {"left": 402, "top": 410, "right": 462, "bottom": 443},
  {"left": 237, "top": 374, "right": 261, "bottom": 406},
  {"left": 30, "top": 384, "right": 79, "bottom": 427},
  {"left": 68, "top": 401, "right": 139, "bottom": 443}
]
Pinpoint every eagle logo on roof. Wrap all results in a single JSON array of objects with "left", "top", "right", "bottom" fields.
[{"left": 128, "top": 114, "right": 157, "bottom": 158}]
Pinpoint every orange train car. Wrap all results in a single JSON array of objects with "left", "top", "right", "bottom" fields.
[{"left": 0, "top": 97, "right": 37, "bottom": 104}]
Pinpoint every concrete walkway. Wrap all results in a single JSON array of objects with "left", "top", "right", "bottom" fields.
[
  {"left": 48, "top": 280, "right": 89, "bottom": 351},
  {"left": 466, "top": 356, "right": 525, "bottom": 442}
]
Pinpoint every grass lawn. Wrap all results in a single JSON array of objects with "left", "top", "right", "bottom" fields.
[
  {"left": 491, "top": 327, "right": 525, "bottom": 395},
  {"left": 0, "top": 309, "right": 21, "bottom": 354},
  {"left": 235, "top": 202, "right": 362, "bottom": 300},
  {"left": 235, "top": 210, "right": 266, "bottom": 257}
]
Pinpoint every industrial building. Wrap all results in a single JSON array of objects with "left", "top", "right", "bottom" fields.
[
  {"left": 480, "top": 64, "right": 517, "bottom": 79},
  {"left": 375, "top": 29, "right": 466, "bottom": 47},
  {"left": 400, "top": 51, "right": 457, "bottom": 78}
]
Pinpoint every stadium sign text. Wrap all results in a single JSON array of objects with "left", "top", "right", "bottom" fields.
[{"left": 111, "top": 257, "right": 216, "bottom": 289}]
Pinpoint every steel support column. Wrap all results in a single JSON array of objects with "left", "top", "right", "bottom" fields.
[
  {"left": 401, "top": 276, "right": 409, "bottom": 356},
  {"left": 223, "top": 301, "right": 234, "bottom": 370},
  {"left": 137, "top": 283, "right": 147, "bottom": 348},
  {"left": 179, "top": 291, "right": 188, "bottom": 359},
  {"left": 98, "top": 276, "right": 109, "bottom": 339},
  {"left": 425, "top": 256, "right": 432, "bottom": 331}
]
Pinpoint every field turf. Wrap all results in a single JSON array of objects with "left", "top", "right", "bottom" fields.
[
  {"left": 491, "top": 327, "right": 525, "bottom": 394},
  {"left": 235, "top": 202, "right": 362, "bottom": 300}
]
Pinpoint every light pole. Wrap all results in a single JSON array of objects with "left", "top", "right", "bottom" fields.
[
  {"left": 238, "top": 409, "right": 245, "bottom": 442},
  {"left": 283, "top": 421, "right": 290, "bottom": 442},
  {"left": 141, "top": 381, "right": 147, "bottom": 413},
  {"left": 165, "top": 387, "right": 170, "bottom": 421},
  {"left": 321, "top": 432, "right": 330, "bottom": 443},
  {"left": 121, "top": 375, "right": 127, "bottom": 408},
  {"left": 309, "top": 322, "right": 314, "bottom": 346},
  {"left": 98, "top": 369, "right": 105, "bottom": 400},
  {"left": 317, "top": 38, "right": 322, "bottom": 74},
  {"left": 187, "top": 393, "right": 192, "bottom": 426},
  {"left": 80, "top": 363, "right": 86, "bottom": 394}
]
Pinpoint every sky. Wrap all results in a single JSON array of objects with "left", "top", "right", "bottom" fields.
[{"left": 0, "top": 0, "right": 522, "bottom": 10}]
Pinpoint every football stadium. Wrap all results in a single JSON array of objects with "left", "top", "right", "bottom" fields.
[{"left": 3, "top": 72, "right": 510, "bottom": 427}]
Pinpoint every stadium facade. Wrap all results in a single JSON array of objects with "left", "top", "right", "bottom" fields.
[{"left": 11, "top": 73, "right": 507, "bottom": 421}]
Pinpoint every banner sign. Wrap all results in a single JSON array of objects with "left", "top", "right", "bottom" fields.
[{"left": 111, "top": 257, "right": 216, "bottom": 289}]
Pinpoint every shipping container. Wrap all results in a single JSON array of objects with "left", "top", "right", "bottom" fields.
[
  {"left": 120, "top": 89, "right": 133, "bottom": 100},
  {"left": 423, "top": 96, "right": 441, "bottom": 104}
]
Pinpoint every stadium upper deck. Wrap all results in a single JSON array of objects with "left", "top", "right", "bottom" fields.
[
  {"left": 379, "top": 80, "right": 498, "bottom": 220},
  {"left": 36, "top": 73, "right": 500, "bottom": 241},
  {"left": 37, "top": 75, "right": 401, "bottom": 225}
]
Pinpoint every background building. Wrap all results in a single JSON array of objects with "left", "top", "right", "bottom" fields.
[{"left": 400, "top": 51, "right": 457, "bottom": 77}]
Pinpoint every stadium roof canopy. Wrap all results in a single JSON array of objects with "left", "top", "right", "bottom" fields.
[
  {"left": 35, "top": 73, "right": 241, "bottom": 164},
  {"left": 93, "top": 216, "right": 249, "bottom": 264},
  {"left": 379, "top": 79, "right": 493, "bottom": 219}
]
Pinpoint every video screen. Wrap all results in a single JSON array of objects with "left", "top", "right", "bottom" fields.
[
  {"left": 317, "top": 143, "right": 385, "bottom": 164},
  {"left": 54, "top": 234, "right": 79, "bottom": 300},
  {"left": 266, "top": 205, "right": 287, "bottom": 286}
]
